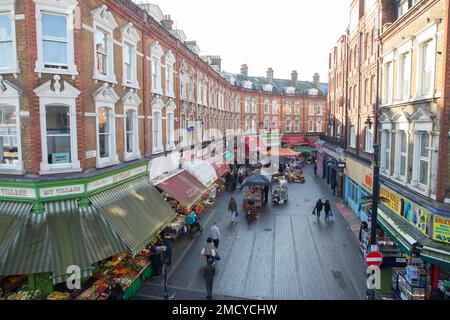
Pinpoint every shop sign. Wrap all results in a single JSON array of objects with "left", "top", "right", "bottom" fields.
[
  {"left": 364, "top": 174, "right": 373, "bottom": 190},
  {"left": 380, "top": 185, "right": 430, "bottom": 237},
  {"left": 433, "top": 215, "right": 450, "bottom": 244},
  {"left": 87, "top": 165, "right": 147, "bottom": 192},
  {"left": 50, "top": 152, "right": 70, "bottom": 164},
  {"left": 0, "top": 186, "right": 36, "bottom": 199},
  {"left": 40, "top": 184, "right": 84, "bottom": 199},
  {"left": 337, "top": 161, "right": 346, "bottom": 169}
]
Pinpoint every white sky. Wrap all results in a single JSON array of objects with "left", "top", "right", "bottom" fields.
[{"left": 136, "top": 0, "right": 351, "bottom": 82}]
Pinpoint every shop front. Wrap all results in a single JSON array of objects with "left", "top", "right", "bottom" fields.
[
  {"left": 343, "top": 157, "right": 373, "bottom": 223},
  {"left": 375, "top": 182, "right": 450, "bottom": 300},
  {"left": 0, "top": 161, "right": 178, "bottom": 300}
]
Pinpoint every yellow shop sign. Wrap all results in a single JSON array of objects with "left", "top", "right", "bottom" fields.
[
  {"left": 380, "top": 185, "right": 401, "bottom": 214},
  {"left": 433, "top": 216, "right": 450, "bottom": 244}
]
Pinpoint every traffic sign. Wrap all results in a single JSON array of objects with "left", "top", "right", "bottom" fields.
[{"left": 366, "top": 250, "right": 383, "bottom": 267}]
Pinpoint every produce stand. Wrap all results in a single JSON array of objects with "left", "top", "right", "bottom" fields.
[
  {"left": 243, "top": 187, "right": 265, "bottom": 209},
  {"left": 392, "top": 267, "right": 427, "bottom": 300},
  {"left": 286, "top": 168, "right": 305, "bottom": 183}
]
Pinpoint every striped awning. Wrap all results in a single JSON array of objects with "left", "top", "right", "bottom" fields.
[
  {"left": 79, "top": 205, "right": 126, "bottom": 263},
  {"left": 420, "top": 243, "right": 450, "bottom": 269},
  {"left": 1, "top": 212, "right": 52, "bottom": 276},
  {"left": 90, "top": 176, "right": 176, "bottom": 256},
  {"left": 46, "top": 200, "right": 92, "bottom": 283},
  {"left": 0, "top": 202, "right": 32, "bottom": 267}
]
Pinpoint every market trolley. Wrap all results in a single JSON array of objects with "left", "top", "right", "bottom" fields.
[{"left": 241, "top": 173, "right": 271, "bottom": 210}]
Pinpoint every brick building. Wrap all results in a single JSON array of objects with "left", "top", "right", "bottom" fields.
[
  {"left": 326, "top": 0, "right": 450, "bottom": 298},
  {"left": 0, "top": 0, "right": 328, "bottom": 286}
]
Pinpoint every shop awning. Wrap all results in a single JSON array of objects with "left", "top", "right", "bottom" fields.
[
  {"left": 90, "top": 176, "right": 176, "bottom": 256},
  {"left": 206, "top": 155, "right": 230, "bottom": 178},
  {"left": 281, "top": 135, "right": 308, "bottom": 145},
  {"left": 46, "top": 200, "right": 93, "bottom": 283},
  {"left": 420, "top": 242, "right": 450, "bottom": 269},
  {"left": 377, "top": 208, "right": 418, "bottom": 255},
  {"left": 242, "top": 174, "right": 271, "bottom": 187},
  {"left": 79, "top": 205, "right": 127, "bottom": 265},
  {"left": 242, "top": 136, "right": 267, "bottom": 152},
  {"left": 261, "top": 148, "right": 299, "bottom": 157},
  {"left": 293, "top": 146, "right": 316, "bottom": 154},
  {"left": 0, "top": 202, "right": 32, "bottom": 267},
  {"left": 1, "top": 212, "right": 52, "bottom": 276},
  {"left": 182, "top": 159, "right": 217, "bottom": 187},
  {"left": 158, "top": 170, "right": 208, "bottom": 209}
]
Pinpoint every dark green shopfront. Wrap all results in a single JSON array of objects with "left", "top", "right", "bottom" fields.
[{"left": 0, "top": 161, "right": 176, "bottom": 299}]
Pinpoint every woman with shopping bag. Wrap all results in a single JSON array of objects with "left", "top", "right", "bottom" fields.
[{"left": 201, "top": 238, "right": 216, "bottom": 262}]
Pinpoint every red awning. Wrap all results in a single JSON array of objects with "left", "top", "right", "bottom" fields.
[
  {"left": 206, "top": 155, "right": 230, "bottom": 178},
  {"left": 157, "top": 171, "right": 207, "bottom": 208},
  {"left": 242, "top": 136, "right": 267, "bottom": 152},
  {"left": 281, "top": 135, "right": 308, "bottom": 145}
]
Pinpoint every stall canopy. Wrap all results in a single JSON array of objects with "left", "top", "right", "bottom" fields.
[
  {"left": 293, "top": 146, "right": 316, "bottom": 154},
  {"left": 261, "top": 148, "right": 299, "bottom": 157},
  {"left": 182, "top": 159, "right": 217, "bottom": 187},
  {"left": 243, "top": 136, "right": 267, "bottom": 152},
  {"left": 206, "top": 155, "right": 230, "bottom": 178},
  {"left": 157, "top": 170, "right": 208, "bottom": 209},
  {"left": 90, "top": 176, "right": 176, "bottom": 256},
  {"left": 281, "top": 135, "right": 309, "bottom": 146},
  {"left": 0, "top": 202, "right": 32, "bottom": 268},
  {"left": 242, "top": 174, "right": 271, "bottom": 187}
]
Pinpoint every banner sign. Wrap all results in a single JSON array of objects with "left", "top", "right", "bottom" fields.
[{"left": 433, "top": 216, "right": 450, "bottom": 244}]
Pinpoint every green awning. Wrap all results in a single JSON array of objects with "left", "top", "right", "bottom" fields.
[
  {"left": 90, "top": 176, "right": 177, "bottom": 255},
  {"left": 0, "top": 202, "right": 32, "bottom": 267},
  {"left": 377, "top": 208, "right": 417, "bottom": 255},
  {"left": 79, "top": 205, "right": 126, "bottom": 263},
  {"left": 1, "top": 212, "right": 52, "bottom": 276},
  {"left": 46, "top": 200, "right": 92, "bottom": 283},
  {"left": 420, "top": 241, "right": 450, "bottom": 269},
  {"left": 293, "top": 146, "right": 315, "bottom": 154}
]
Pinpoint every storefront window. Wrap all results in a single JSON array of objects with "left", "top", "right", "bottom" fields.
[
  {"left": 46, "top": 105, "right": 71, "bottom": 164},
  {"left": 0, "top": 105, "right": 18, "bottom": 165}
]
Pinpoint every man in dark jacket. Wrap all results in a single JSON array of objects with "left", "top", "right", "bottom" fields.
[
  {"left": 107, "top": 283, "right": 124, "bottom": 300},
  {"left": 228, "top": 197, "right": 238, "bottom": 223},
  {"left": 314, "top": 199, "right": 323, "bottom": 219},
  {"left": 203, "top": 258, "right": 216, "bottom": 300},
  {"left": 162, "top": 233, "right": 172, "bottom": 265},
  {"left": 324, "top": 200, "right": 332, "bottom": 221},
  {"left": 331, "top": 180, "right": 337, "bottom": 195}
]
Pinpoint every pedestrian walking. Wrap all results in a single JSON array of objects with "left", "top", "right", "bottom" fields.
[
  {"left": 209, "top": 223, "right": 221, "bottom": 249},
  {"left": 331, "top": 180, "right": 337, "bottom": 195},
  {"left": 107, "top": 283, "right": 125, "bottom": 300},
  {"left": 314, "top": 199, "right": 323, "bottom": 219},
  {"left": 228, "top": 197, "right": 238, "bottom": 224},
  {"left": 203, "top": 258, "right": 216, "bottom": 300},
  {"left": 313, "top": 163, "right": 318, "bottom": 176},
  {"left": 149, "top": 245, "right": 162, "bottom": 278},
  {"left": 201, "top": 238, "right": 216, "bottom": 262},
  {"left": 162, "top": 233, "right": 172, "bottom": 265},
  {"left": 324, "top": 200, "right": 331, "bottom": 222}
]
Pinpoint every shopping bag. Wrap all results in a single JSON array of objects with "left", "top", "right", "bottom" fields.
[
  {"left": 200, "top": 248, "right": 205, "bottom": 256},
  {"left": 235, "top": 211, "right": 240, "bottom": 217},
  {"left": 329, "top": 211, "right": 334, "bottom": 217},
  {"left": 181, "top": 226, "right": 188, "bottom": 235},
  {"left": 312, "top": 208, "right": 316, "bottom": 215},
  {"left": 213, "top": 254, "right": 221, "bottom": 261}
]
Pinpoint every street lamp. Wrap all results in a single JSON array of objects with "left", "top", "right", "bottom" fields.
[{"left": 365, "top": 116, "right": 373, "bottom": 129}]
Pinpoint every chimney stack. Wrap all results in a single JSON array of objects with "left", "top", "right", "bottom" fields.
[
  {"left": 291, "top": 70, "right": 298, "bottom": 87},
  {"left": 267, "top": 67, "right": 274, "bottom": 82},
  {"left": 313, "top": 72, "right": 320, "bottom": 88},
  {"left": 161, "top": 15, "right": 174, "bottom": 31},
  {"left": 240, "top": 64, "right": 248, "bottom": 76}
]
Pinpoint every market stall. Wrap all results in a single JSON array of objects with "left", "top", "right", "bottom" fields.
[
  {"left": 241, "top": 174, "right": 271, "bottom": 209},
  {"left": 261, "top": 147, "right": 299, "bottom": 158},
  {"left": 182, "top": 159, "right": 217, "bottom": 188}
]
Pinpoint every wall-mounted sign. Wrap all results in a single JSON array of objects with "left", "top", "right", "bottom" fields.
[
  {"left": 433, "top": 216, "right": 450, "bottom": 244},
  {"left": 40, "top": 184, "right": 84, "bottom": 199},
  {"left": 337, "top": 161, "right": 346, "bottom": 169},
  {"left": 86, "top": 150, "right": 97, "bottom": 159},
  {"left": 87, "top": 165, "right": 147, "bottom": 192},
  {"left": 364, "top": 174, "right": 373, "bottom": 190},
  {"left": 0, "top": 186, "right": 36, "bottom": 199},
  {"left": 50, "top": 152, "right": 70, "bottom": 164},
  {"left": 380, "top": 185, "right": 401, "bottom": 214}
]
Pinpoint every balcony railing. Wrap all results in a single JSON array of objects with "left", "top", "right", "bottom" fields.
[{"left": 319, "top": 134, "right": 345, "bottom": 148}]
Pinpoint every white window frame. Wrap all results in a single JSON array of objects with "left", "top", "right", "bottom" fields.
[
  {"left": 165, "top": 100, "right": 176, "bottom": 150},
  {"left": 349, "top": 125, "right": 356, "bottom": 148},
  {"left": 91, "top": 5, "right": 118, "bottom": 84},
  {"left": 365, "top": 126, "right": 373, "bottom": 153},
  {"left": 93, "top": 83, "right": 119, "bottom": 168},
  {"left": 380, "top": 130, "right": 391, "bottom": 175},
  {"left": 393, "top": 129, "right": 408, "bottom": 181},
  {"left": 382, "top": 52, "right": 394, "bottom": 105},
  {"left": 244, "top": 97, "right": 249, "bottom": 113},
  {"left": 121, "top": 23, "right": 140, "bottom": 89},
  {"left": 411, "top": 130, "right": 432, "bottom": 191},
  {"left": 152, "top": 96, "right": 164, "bottom": 154},
  {"left": 264, "top": 100, "right": 269, "bottom": 114},
  {"left": 308, "top": 104, "right": 315, "bottom": 115},
  {"left": 396, "top": 46, "right": 411, "bottom": 102},
  {"left": 316, "top": 120, "right": 322, "bottom": 133},
  {"left": 414, "top": 23, "right": 437, "bottom": 99},
  {"left": 0, "top": 1, "right": 19, "bottom": 75},
  {"left": 252, "top": 99, "right": 256, "bottom": 114},
  {"left": 308, "top": 120, "right": 314, "bottom": 133},
  {"left": 150, "top": 41, "right": 164, "bottom": 95},
  {"left": 122, "top": 89, "right": 142, "bottom": 162},
  {"left": 0, "top": 78, "right": 23, "bottom": 174},
  {"left": 34, "top": 75, "right": 81, "bottom": 174},
  {"left": 272, "top": 100, "right": 277, "bottom": 115},
  {"left": 34, "top": 0, "right": 78, "bottom": 76},
  {"left": 294, "top": 117, "right": 299, "bottom": 132}
]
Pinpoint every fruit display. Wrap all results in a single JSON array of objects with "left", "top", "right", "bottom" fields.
[
  {"left": 47, "top": 291, "right": 70, "bottom": 300},
  {"left": 3, "top": 286, "right": 42, "bottom": 300}
]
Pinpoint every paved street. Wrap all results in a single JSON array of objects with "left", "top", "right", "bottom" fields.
[{"left": 135, "top": 164, "right": 367, "bottom": 300}]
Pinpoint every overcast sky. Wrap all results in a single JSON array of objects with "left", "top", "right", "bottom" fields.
[{"left": 135, "top": 0, "right": 351, "bottom": 82}]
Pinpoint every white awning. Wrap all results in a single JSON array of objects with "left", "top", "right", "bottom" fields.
[{"left": 182, "top": 159, "right": 218, "bottom": 187}]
